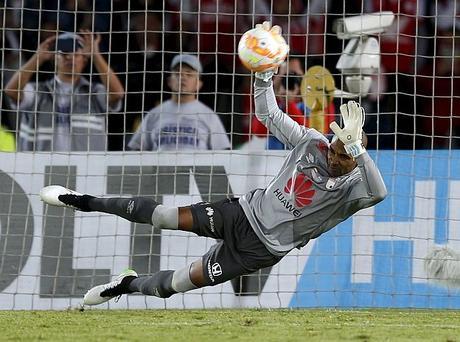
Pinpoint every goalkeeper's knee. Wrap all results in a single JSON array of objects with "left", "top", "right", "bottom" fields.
[{"left": 152, "top": 205, "right": 179, "bottom": 229}]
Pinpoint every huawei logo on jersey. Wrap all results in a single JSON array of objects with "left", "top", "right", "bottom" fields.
[
  {"left": 284, "top": 173, "right": 316, "bottom": 207},
  {"left": 273, "top": 173, "right": 315, "bottom": 217}
]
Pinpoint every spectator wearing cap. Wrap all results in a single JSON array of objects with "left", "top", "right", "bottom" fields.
[
  {"left": 4, "top": 31, "right": 124, "bottom": 151},
  {"left": 128, "top": 54, "right": 230, "bottom": 151}
]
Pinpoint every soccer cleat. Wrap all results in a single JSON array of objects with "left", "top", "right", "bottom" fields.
[
  {"left": 83, "top": 269, "right": 138, "bottom": 306},
  {"left": 40, "top": 185, "right": 94, "bottom": 211}
]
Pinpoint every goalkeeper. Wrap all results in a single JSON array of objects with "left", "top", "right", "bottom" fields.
[{"left": 40, "top": 24, "right": 387, "bottom": 305}]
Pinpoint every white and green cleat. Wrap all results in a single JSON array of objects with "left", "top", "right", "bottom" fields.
[{"left": 83, "top": 269, "right": 138, "bottom": 306}]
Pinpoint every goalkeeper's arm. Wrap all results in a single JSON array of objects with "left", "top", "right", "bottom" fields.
[
  {"left": 331, "top": 101, "right": 387, "bottom": 205},
  {"left": 253, "top": 75, "right": 309, "bottom": 148},
  {"left": 355, "top": 151, "right": 388, "bottom": 205}
]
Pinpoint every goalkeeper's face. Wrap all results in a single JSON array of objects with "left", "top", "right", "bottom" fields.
[{"left": 327, "top": 139, "right": 357, "bottom": 177}]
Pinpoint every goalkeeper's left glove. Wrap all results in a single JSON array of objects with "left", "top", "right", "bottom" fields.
[{"left": 329, "top": 101, "right": 366, "bottom": 158}]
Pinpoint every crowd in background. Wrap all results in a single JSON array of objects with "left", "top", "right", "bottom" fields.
[{"left": 0, "top": 0, "right": 459, "bottom": 151}]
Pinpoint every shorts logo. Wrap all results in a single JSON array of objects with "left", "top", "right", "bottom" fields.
[
  {"left": 127, "top": 200, "right": 135, "bottom": 214},
  {"left": 205, "top": 207, "right": 215, "bottom": 233},
  {"left": 211, "top": 262, "right": 222, "bottom": 277},
  {"left": 207, "top": 260, "right": 222, "bottom": 282}
]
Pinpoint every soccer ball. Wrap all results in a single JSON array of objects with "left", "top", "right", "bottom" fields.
[{"left": 238, "top": 27, "right": 289, "bottom": 72}]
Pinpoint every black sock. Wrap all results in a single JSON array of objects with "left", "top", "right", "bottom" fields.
[
  {"left": 88, "top": 197, "right": 159, "bottom": 224},
  {"left": 128, "top": 271, "right": 177, "bottom": 298}
]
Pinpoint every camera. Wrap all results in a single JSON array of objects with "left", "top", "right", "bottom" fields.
[
  {"left": 333, "top": 11, "right": 395, "bottom": 40},
  {"left": 333, "top": 12, "right": 394, "bottom": 97}
]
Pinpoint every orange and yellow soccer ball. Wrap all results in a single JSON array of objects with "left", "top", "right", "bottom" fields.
[{"left": 238, "top": 27, "right": 289, "bottom": 72}]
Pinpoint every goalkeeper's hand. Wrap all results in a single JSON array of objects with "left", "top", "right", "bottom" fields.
[
  {"left": 253, "top": 21, "right": 285, "bottom": 82},
  {"left": 329, "top": 101, "right": 366, "bottom": 158}
]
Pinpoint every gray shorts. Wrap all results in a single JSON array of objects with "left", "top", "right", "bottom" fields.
[{"left": 190, "top": 198, "right": 283, "bottom": 286}]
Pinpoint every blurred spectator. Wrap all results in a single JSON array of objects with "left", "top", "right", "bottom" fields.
[
  {"left": 176, "top": 0, "right": 269, "bottom": 68},
  {"left": 123, "top": 11, "right": 172, "bottom": 140},
  {"left": 417, "top": 28, "right": 460, "bottom": 148},
  {"left": 271, "top": 1, "right": 309, "bottom": 55},
  {"left": 364, "top": 0, "right": 428, "bottom": 149},
  {"left": 167, "top": 0, "right": 269, "bottom": 148},
  {"left": 21, "top": 0, "right": 111, "bottom": 56},
  {"left": 128, "top": 54, "right": 230, "bottom": 151},
  {"left": 0, "top": 1, "right": 24, "bottom": 135},
  {"left": 108, "top": 1, "right": 179, "bottom": 149},
  {"left": 5, "top": 32, "right": 124, "bottom": 151},
  {"left": 365, "top": 0, "right": 424, "bottom": 75}
]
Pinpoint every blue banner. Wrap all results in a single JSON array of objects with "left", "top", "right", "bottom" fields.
[{"left": 291, "top": 150, "right": 460, "bottom": 308}]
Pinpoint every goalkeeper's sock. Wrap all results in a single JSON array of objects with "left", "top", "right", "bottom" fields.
[
  {"left": 87, "top": 197, "right": 160, "bottom": 225},
  {"left": 89, "top": 197, "right": 179, "bottom": 229},
  {"left": 128, "top": 271, "right": 176, "bottom": 298},
  {"left": 128, "top": 267, "right": 198, "bottom": 298}
]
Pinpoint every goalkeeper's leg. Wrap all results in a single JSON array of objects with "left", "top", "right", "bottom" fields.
[
  {"left": 84, "top": 240, "right": 255, "bottom": 305},
  {"left": 40, "top": 185, "right": 184, "bottom": 229},
  {"left": 122, "top": 200, "right": 263, "bottom": 300},
  {"left": 83, "top": 260, "right": 203, "bottom": 305},
  {"left": 64, "top": 192, "right": 178, "bottom": 226}
]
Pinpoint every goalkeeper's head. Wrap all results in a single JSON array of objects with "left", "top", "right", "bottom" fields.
[{"left": 327, "top": 133, "right": 368, "bottom": 177}]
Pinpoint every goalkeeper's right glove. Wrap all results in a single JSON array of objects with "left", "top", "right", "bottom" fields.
[{"left": 329, "top": 101, "right": 366, "bottom": 158}]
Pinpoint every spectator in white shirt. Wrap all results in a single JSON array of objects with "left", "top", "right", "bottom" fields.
[{"left": 128, "top": 54, "right": 230, "bottom": 151}]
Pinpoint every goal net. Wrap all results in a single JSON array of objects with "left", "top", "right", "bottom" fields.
[{"left": 1, "top": 0, "right": 460, "bottom": 310}]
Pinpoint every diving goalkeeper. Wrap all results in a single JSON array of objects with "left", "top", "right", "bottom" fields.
[{"left": 40, "top": 25, "right": 387, "bottom": 306}]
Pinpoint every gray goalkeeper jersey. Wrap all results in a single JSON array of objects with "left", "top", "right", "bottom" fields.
[{"left": 239, "top": 79, "right": 387, "bottom": 256}]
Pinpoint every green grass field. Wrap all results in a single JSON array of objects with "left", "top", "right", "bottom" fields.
[{"left": 1, "top": 309, "right": 459, "bottom": 341}]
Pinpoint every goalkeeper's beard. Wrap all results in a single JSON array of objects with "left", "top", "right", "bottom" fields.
[{"left": 329, "top": 165, "right": 342, "bottom": 177}]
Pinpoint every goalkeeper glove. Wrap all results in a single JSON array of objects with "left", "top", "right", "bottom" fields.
[{"left": 329, "top": 101, "right": 366, "bottom": 158}]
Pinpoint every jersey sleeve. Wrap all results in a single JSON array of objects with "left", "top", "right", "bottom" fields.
[
  {"left": 254, "top": 78, "right": 309, "bottom": 148},
  {"left": 208, "top": 113, "right": 231, "bottom": 150},
  {"left": 353, "top": 151, "right": 388, "bottom": 208},
  {"left": 127, "top": 113, "right": 154, "bottom": 150}
]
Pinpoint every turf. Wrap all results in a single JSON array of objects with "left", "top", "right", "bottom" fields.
[{"left": 1, "top": 309, "right": 459, "bottom": 341}]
